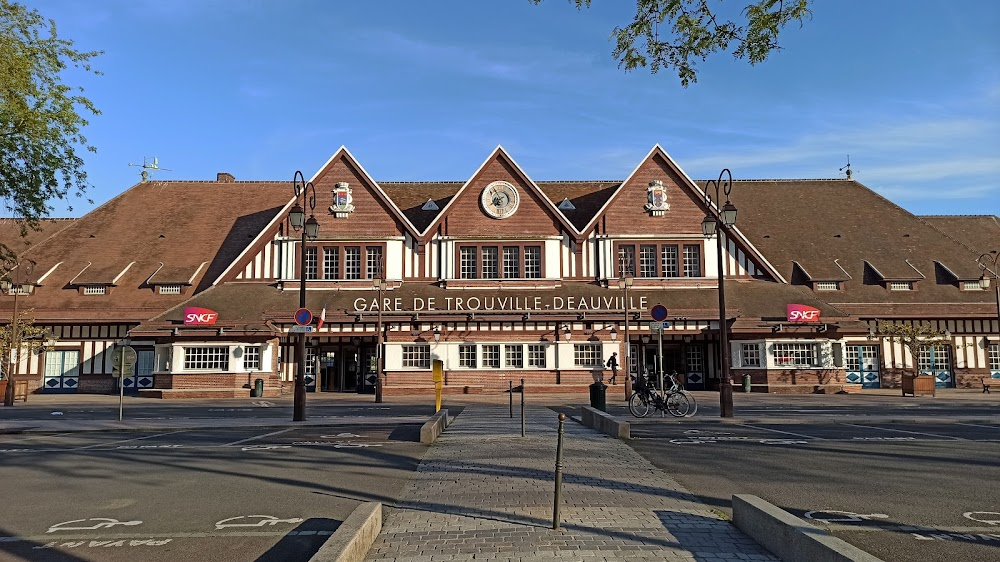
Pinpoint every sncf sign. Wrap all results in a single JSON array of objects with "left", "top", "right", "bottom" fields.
[
  {"left": 787, "top": 304, "right": 821, "bottom": 323},
  {"left": 183, "top": 307, "right": 219, "bottom": 326}
]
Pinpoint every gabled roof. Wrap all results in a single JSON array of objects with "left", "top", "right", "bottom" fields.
[
  {"left": 725, "top": 179, "right": 991, "bottom": 309},
  {"left": 0, "top": 218, "right": 75, "bottom": 256},
  {"left": 3, "top": 178, "right": 291, "bottom": 322},
  {"left": 536, "top": 181, "right": 620, "bottom": 232},
  {"left": 418, "top": 145, "right": 581, "bottom": 239},
  {"left": 380, "top": 182, "right": 463, "bottom": 234},
  {"left": 920, "top": 215, "right": 1000, "bottom": 256}
]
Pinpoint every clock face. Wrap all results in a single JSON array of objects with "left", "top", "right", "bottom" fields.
[{"left": 480, "top": 181, "right": 520, "bottom": 219}]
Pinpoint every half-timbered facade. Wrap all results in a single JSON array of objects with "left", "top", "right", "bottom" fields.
[{"left": 2, "top": 146, "right": 996, "bottom": 398}]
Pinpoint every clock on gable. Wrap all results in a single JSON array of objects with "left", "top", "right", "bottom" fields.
[{"left": 480, "top": 181, "right": 520, "bottom": 219}]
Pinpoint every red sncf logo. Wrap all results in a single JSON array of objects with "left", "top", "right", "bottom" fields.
[
  {"left": 787, "top": 304, "right": 820, "bottom": 323},
  {"left": 183, "top": 307, "right": 219, "bottom": 326}
]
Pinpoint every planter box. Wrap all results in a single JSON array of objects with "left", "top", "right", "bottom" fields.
[{"left": 902, "top": 374, "right": 936, "bottom": 397}]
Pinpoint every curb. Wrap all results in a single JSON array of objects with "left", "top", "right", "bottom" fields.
[
  {"left": 580, "top": 406, "right": 629, "bottom": 439},
  {"left": 0, "top": 419, "right": 396, "bottom": 435},
  {"left": 309, "top": 502, "right": 382, "bottom": 562},
  {"left": 419, "top": 409, "right": 449, "bottom": 444},
  {"left": 641, "top": 417, "right": 999, "bottom": 425},
  {"left": 732, "top": 494, "right": 884, "bottom": 562}
]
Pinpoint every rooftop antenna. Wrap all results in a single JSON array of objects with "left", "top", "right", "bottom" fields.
[
  {"left": 128, "top": 156, "right": 172, "bottom": 183},
  {"left": 839, "top": 155, "right": 853, "bottom": 180}
]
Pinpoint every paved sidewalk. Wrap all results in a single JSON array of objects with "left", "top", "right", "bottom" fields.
[{"left": 367, "top": 404, "right": 776, "bottom": 562}]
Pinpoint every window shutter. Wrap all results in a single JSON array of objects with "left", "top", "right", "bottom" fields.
[
  {"left": 731, "top": 344, "right": 742, "bottom": 369},
  {"left": 832, "top": 343, "right": 844, "bottom": 368}
]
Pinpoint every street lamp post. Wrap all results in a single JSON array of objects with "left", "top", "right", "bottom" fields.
[
  {"left": 2, "top": 259, "right": 33, "bottom": 407},
  {"left": 617, "top": 257, "right": 635, "bottom": 400},
  {"left": 290, "top": 170, "right": 320, "bottom": 422},
  {"left": 701, "top": 169, "right": 738, "bottom": 418},
  {"left": 978, "top": 250, "right": 1000, "bottom": 344},
  {"left": 373, "top": 257, "right": 387, "bottom": 403}
]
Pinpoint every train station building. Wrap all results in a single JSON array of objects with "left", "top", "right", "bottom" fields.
[{"left": 1, "top": 145, "right": 998, "bottom": 399}]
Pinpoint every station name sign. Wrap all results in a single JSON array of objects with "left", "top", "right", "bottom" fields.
[{"left": 353, "top": 295, "right": 649, "bottom": 313}]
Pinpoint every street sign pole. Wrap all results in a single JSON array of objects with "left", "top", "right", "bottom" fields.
[
  {"left": 119, "top": 340, "right": 127, "bottom": 421},
  {"left": 657, "top": 326, "right": 664, "bottom": 416}
]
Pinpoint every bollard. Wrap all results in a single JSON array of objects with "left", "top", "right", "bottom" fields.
[
  {"left": 552, "top": 412, "right": 566, "bottom": 530},
  {"left": 509, "top": 380, "right": 513, "bottom": 418},
  {"left": 520, "top": 378, "right": 526, "bottom": 437}
]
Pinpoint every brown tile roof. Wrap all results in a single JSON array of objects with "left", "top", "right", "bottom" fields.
[
  {"left": 0, "top": 218, "right": 75, "bottom": 256},
  {"left": 717, "top": 179, "right": 994, "bottom": 313},
  {"left": 142, "top": 279, "right": 849, "bottom": 331},
  {"left": 920, "top": 215, "right": 1000, "bottom": 255},
  {"left": 1, "top": 179, "right": 292, "bottom": 322},
  {"left": 536, "top": 181, "right": 620, "bottom": 231},
  {"left": 379, "top": 182, "right": 462, "bottom": 234}
]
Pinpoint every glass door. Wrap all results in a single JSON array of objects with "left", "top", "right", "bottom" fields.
[{"left": 42, "top": 350, "right": 80, "bottom": 393}]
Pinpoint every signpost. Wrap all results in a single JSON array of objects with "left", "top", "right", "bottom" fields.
[
  {"left": 112, "top": 343, "right": 137, "bottom": 421},
  {"left": 649, "top": 305, "right": 668, "bottom": 405}
]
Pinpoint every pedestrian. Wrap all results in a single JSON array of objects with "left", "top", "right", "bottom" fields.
[{"left": 606, "top": 352, "right": 619, "bottom": 385}]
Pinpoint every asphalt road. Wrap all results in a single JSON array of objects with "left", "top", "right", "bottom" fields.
[
  {"left": 0, "top": 422, "right": 428, "bottom": 562},
  {"left": 623, "top": 417, "right": 1000, "bottom": 562}
]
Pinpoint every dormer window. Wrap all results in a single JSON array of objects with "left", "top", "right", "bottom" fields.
[
  {"left": 82, "top": 286, "right": 107, "bottom": 295},
  {"left": 158, "top": 285, "right": 182, "bottom": 295},
  {"left": 815, "top": 282, "right": 840, "bottom": 291},
  {"left": 961, "top": 280, "right": 984, "bottom": 291},
  {"left": 558, "top": 198, "right": 576, "bottom": 211},
  {"left": 888, "top": 282, "right": 913, "bottom": 291}
]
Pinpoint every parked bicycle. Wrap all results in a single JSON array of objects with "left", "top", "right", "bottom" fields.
[{"left": 628, "top": 372, "right": 697, "bottom": 418}]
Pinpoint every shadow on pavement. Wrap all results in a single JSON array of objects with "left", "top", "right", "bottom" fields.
[
  {"left": 0, "top": 526, "right": 92, "bottom": 562},
  {"left": 254, "top": 517, "right": 340, "bottom": 562}
]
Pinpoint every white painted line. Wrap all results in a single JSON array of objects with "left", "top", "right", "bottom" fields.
[
  {"left": 957, "top": 423, "right": 1000, "bottom": 430},
  {"left": 743, "top": 424, "right": 824, "bottom": 440},
  {"left": 224, "top": 428, "right": 293, "bottom": 447},
  {"left": 844, "top": 423, "right": 966, "bottom": 440},
  {"left": 74, "top": 430, "right": 187, "bottom": 450}
]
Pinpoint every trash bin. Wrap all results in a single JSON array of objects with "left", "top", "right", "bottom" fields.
[
  {"left": 742, "top": 374, "right": 752, "bottom": 393},
  {"left": 252, "top": 378, "right": 264, "bottom": 398},
  {"left": 589, "top": 381, "right": 607, "bottom": 412}
]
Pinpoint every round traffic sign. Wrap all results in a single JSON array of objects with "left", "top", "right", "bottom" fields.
[
  {"left": 650, "top": 304, "right": 669, "bottom": 322},
  {"left": 294, "top": 308, "right": 312, "bottom": 326}
]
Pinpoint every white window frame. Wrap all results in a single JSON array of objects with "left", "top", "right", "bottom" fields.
[
  {"left": 401, "top": 345, "right": 431, "bottom": 369},
  {"left": 244, "top": 346, "right": 261, "bottom": 371},
  {"left": 82, "top": 286, "right": 107, "bottom": 295},
  {"left": 505, "top": 344, "right": 523, "bottom": 368},
  {"left": 771, "top": 343, "right": 817, "bottom": 368},
  {"left": 158, "top": 285, "right": 182, "bottom": 295},
  {"left": 815, "top": 282, "right": 839, "bottom": 291},
  {"left": 889, "top": 281, "right": 913, "bottom": 291},
  {"left": 989, "top": 343, "right": 1000, "bottom": 371},
  {"left": 527, "top": 344, "right": 546, "bottom": 368},
  {"left": 183, "top": 346, "right": 230, "bottom": 371},
  {"left": 482, "top": 345, "right": 501, "bottom": 369},
  {"left": 458, "top": 344, "right": 477, "bottom": 368},
  {"left": 573, "top": 343, "right": 602, "bottom": 367},
  {"left": 741, "top": 343, "right": 762, "bottom": 368}
]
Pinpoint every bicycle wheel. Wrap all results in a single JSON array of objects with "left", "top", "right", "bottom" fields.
[
  {"left": 681, "top": 391, "right": 698, "bottom": 417},
  {"left": 665, "top": 392, "right": 691, "bottom": 417},
  {"left": 628, "top": 392, "right": 653, "bottom": 418}
]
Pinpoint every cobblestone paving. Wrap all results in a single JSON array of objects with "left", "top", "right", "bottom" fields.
[{"left": 366, "top": 404, "right": 777, "bottom": 562}]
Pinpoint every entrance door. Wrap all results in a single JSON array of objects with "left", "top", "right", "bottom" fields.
[
  {"left": 318, "top": 345, "right": 360, "bottom": 392},
  {"left": 919, "top": 345, "right": 953, "bottom": 388},
  {"left": 42, "top": 350, "right": 80, "bottom": 393},
  {"left": 120, "top": 349, "right": 155, "bottom": 392},
  {"left": 846, "top": 345, "right": 881, "bottom": 388},
  {"left": 360, "top": 346, "right": 376, "bottom": 393}
]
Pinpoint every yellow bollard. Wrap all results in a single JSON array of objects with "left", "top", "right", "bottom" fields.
[{"left": 432, "top": 359, "right": 444, "bottom": 413}]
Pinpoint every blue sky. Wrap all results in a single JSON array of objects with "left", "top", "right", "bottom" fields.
[{"left": 28, "top": 0, "right": 1000, "bottom": 217}]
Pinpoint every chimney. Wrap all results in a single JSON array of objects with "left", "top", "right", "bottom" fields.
[{"left": 217, "top": 172, "right": 235, "bottom": 183}]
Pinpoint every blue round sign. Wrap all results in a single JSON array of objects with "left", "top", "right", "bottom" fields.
[
  {"left": 295, "top": 308, "right": 312, "bottom": 326},
  {"left": 650, "top": 304, "right": 668, "bottom": 322}
]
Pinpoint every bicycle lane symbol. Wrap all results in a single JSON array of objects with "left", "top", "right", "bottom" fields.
[{"left": 804, "top": 510, "right": 890, "bottom": 525}]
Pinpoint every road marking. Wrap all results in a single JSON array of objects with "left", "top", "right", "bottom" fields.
[
  {"left": 215, "top": 515, "right": 304, "bottom": 529},
  {"left": 804, "top": 510, "right": 889, "bottom": 524},
  {"left": 964, "top": 512, "right": 1000, "bottom": 526},
  {"left": 35, "top": 538, "right": 171, "bottom": 549},
  {"left": 851, "top": 436, "right": 916, "bottom": 441},
  {"left": 910, "top": 532, "right": 1000, "bottom": 542},
  {"left": 224, "top": 428, "right": 294, "bottom": 447},
  {"left": 241, "top": 445, "right": 291, "bottom": 452},
  {"left": 74, "top": 430, "right": 188, "bottom": 450},
  {"left": 957, "top": 423, "right": 1000, "bottom": 430},
  {"left": 321, "top": 433, "right": 362, "bottom": 438},
  {"left": 743, "top": 424, "right": 823, "bottom": 440},
  {"left": 843, "top": 423, "right": 966, "bottom": 440},
  {"left": 48, "top": 518, "right": 143, "bottom": 533}
]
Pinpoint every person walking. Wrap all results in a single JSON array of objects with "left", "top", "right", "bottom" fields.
[{"left": 606, "top": 352, "right": 619, "bottom": 385}]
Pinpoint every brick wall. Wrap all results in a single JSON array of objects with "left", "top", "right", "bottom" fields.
[
  {"left": 154, "top": 372, "right": 282, "bottom": 392},
  {"left": 384, "top": 368, "right": 603, "bottom": 392}
]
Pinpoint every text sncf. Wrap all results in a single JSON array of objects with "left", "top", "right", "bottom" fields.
[
  {"left": 786, "top": 304, "right": 821, "bottom": 323},
  {"left": 183, "top": 307, "right": 219, "bottom": 326}
]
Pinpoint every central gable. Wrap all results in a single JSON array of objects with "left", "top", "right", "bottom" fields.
[
  {"left": 592, "top": 148, "right": 709, "bottom": 237},
  {"left": 424, "top": 146, "right": 573, "bottom": 239},
  {"left": 307, "top": 147, "right": 417, "bottom": 239}
]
